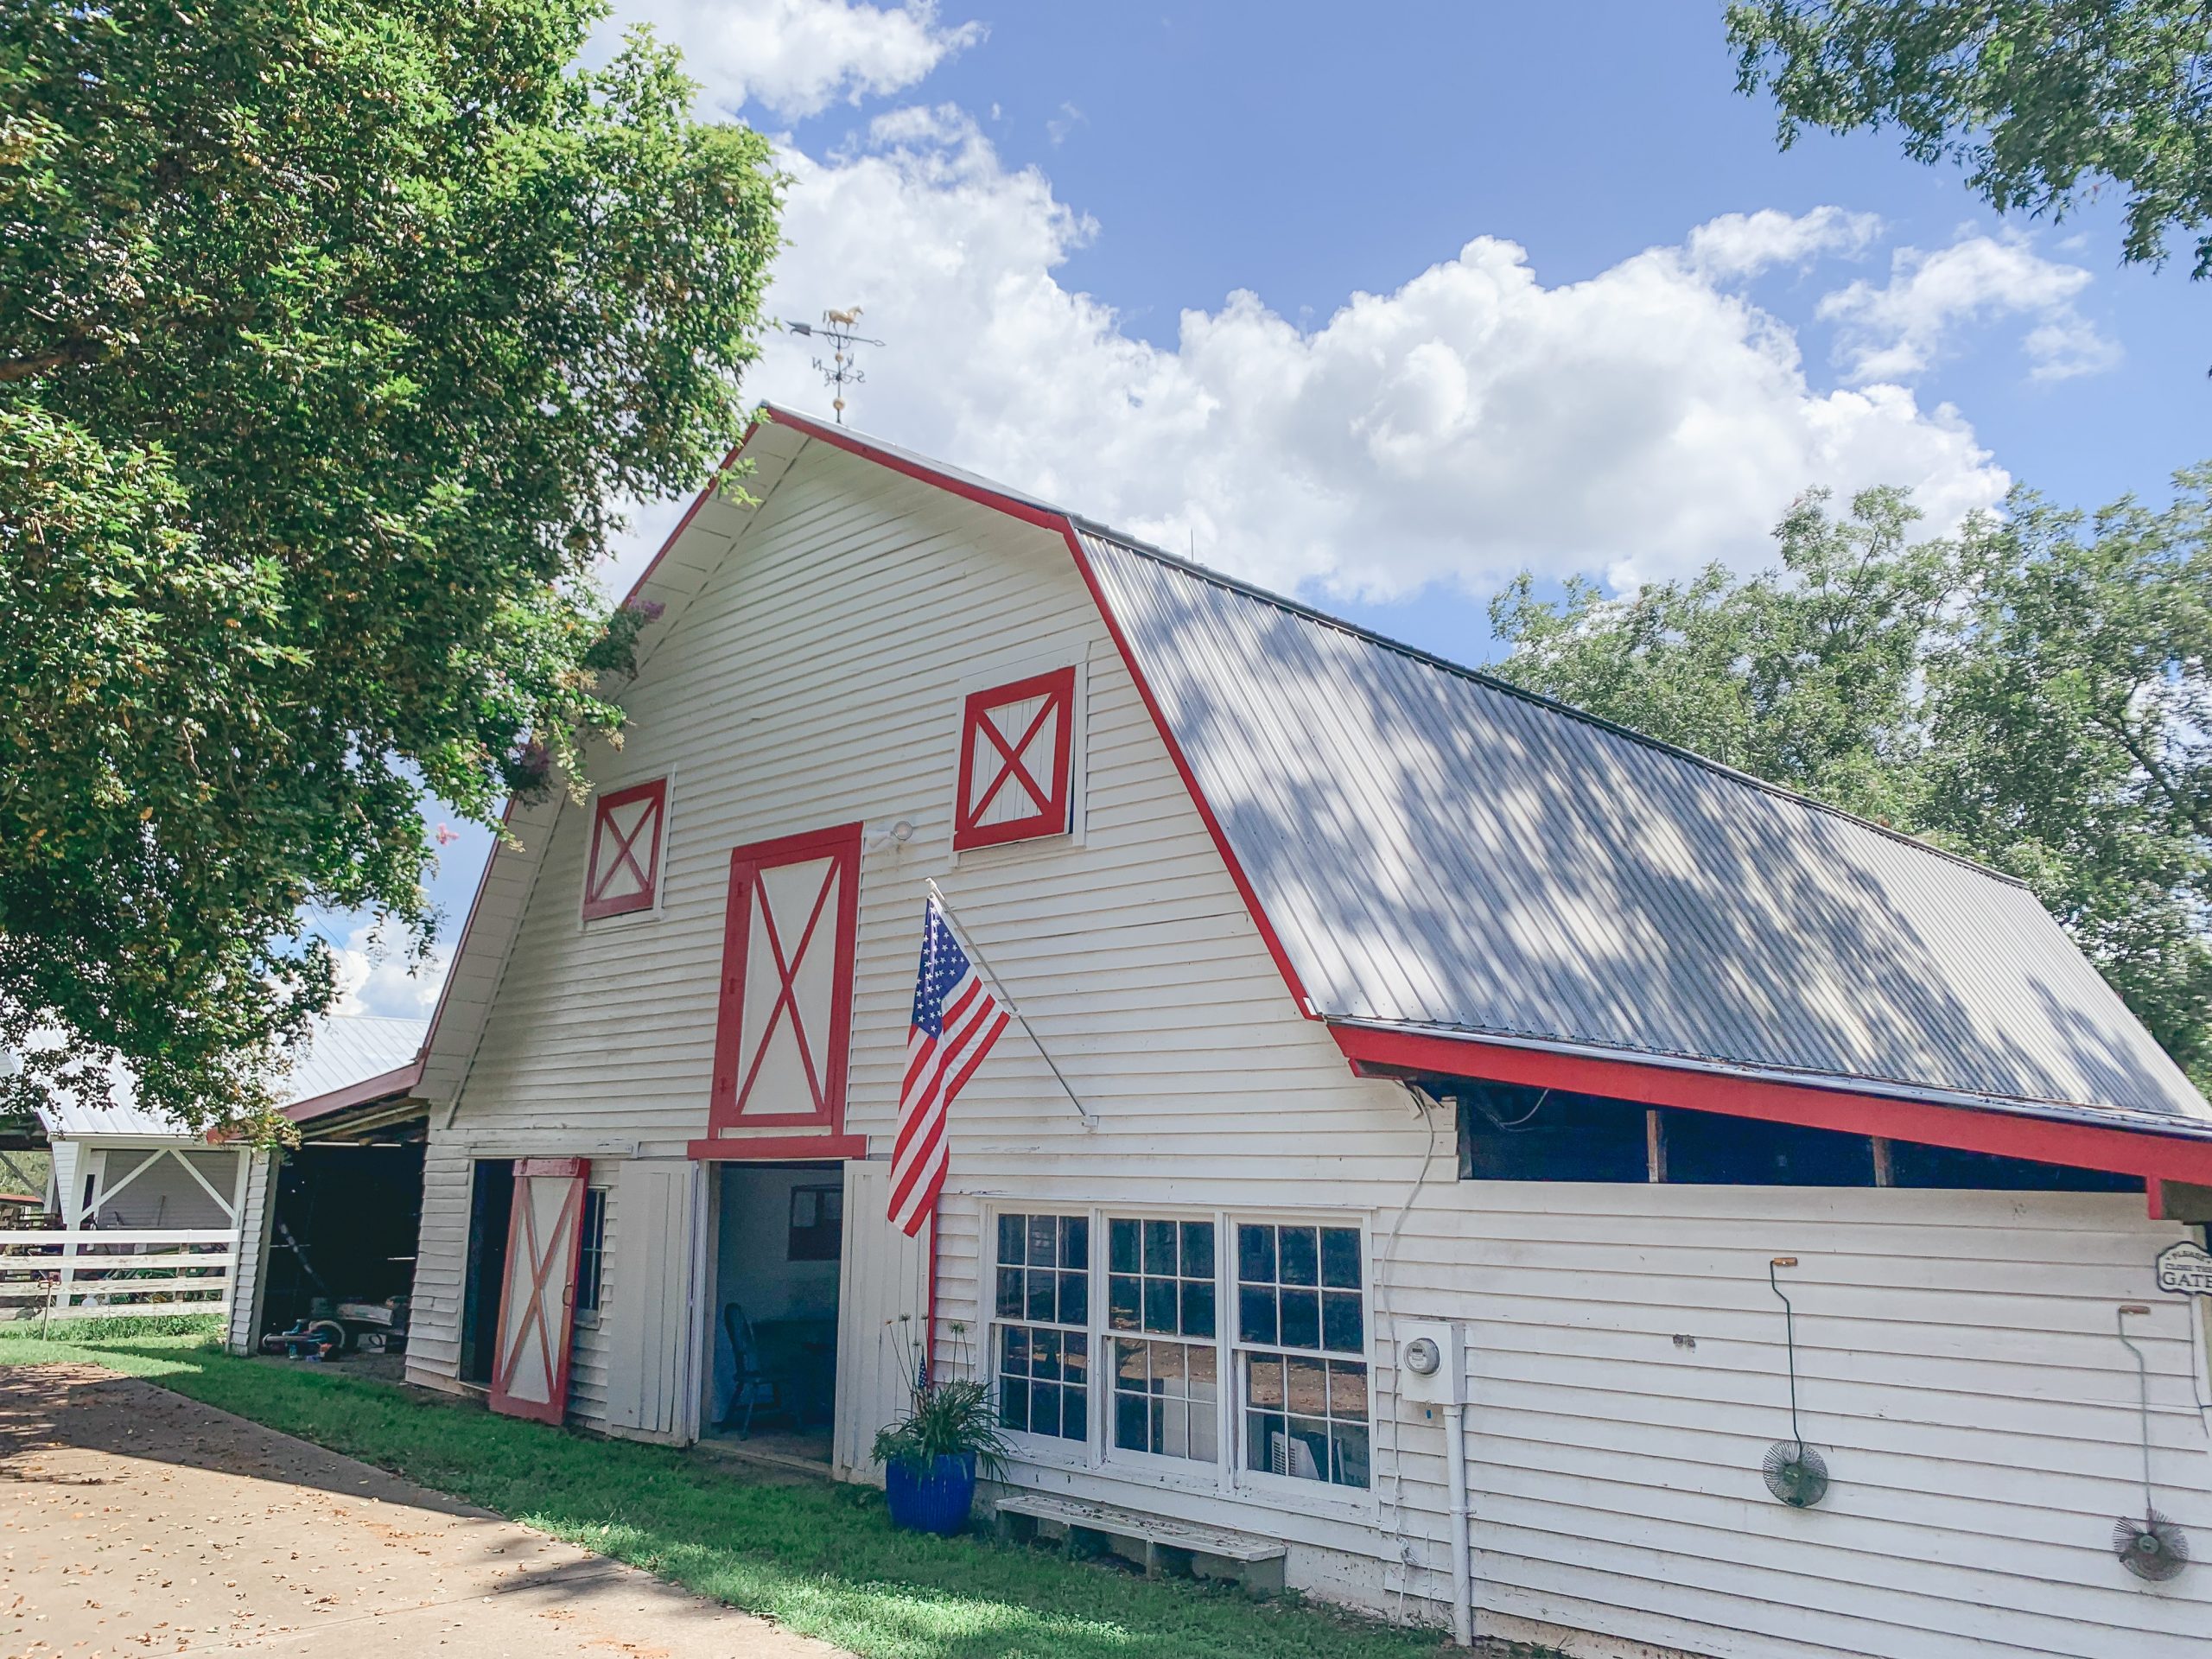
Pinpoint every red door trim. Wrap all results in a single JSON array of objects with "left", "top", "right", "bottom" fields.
[
  {"left": 488, "top": 1158, "right": 591, "bottom": 1425},
  {"left": 582, "top": 779, "right": 669, "bottom": 920},
  {"left": 1333, "top": 1023, "right": 2212, "bottom": 1185},
  {"left": 706, "top": 822, "right": 863, "bottom": 1136}
]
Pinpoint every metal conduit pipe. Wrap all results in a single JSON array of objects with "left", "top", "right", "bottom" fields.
[{"left": 1444, "top": 1395, "right": 1473, "bottom": 1646}]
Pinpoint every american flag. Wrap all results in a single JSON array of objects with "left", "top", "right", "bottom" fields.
[{"left": 888, "top": 898, "right": 1009, "bottom": 1237}]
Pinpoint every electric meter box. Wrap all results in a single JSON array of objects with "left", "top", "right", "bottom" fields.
[{"left": 1394, "top": 1318, "right": 1468, "bottom": 1407}]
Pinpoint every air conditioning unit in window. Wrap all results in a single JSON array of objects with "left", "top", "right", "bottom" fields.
[{"left": 1395, "top": 1318, "right": 1466, "bottom": 1408}]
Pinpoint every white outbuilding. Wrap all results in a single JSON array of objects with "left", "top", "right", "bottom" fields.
[{"left": 374, "top": 408, "right": 2212, "bottom": 1659}]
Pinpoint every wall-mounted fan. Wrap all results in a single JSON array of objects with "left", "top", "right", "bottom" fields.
[
  {"left": 2113, "top": 1305, "right": 2190, "bottom": 1582},
  {"left": 1763, "top": 1257, "right": 1828, "bottom": 1509}
]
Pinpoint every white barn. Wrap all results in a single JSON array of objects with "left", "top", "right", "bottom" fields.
[{"left": 384, "top": 408, "right": 2212, "bottom": 1658}]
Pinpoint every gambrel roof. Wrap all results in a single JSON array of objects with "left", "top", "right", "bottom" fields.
[{"left": 401, "top": 407, "right": 2212, "bottom": 1183}]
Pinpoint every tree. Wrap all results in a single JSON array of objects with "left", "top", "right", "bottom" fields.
[
  {"left": 1727, "top": 1, "right": 2212, "bottom": 276},
  {"left": 1, "top": 1, "right": 782, "bottom": 1132},
  {"left": 1490, "top": 476, "right": 2212, "bottom": 1086}
]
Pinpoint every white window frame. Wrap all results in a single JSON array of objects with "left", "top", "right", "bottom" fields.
[
  {"left": 1224, "top": 1213, "right": 1376, "bottom": 1508},
  {"left": 982, "top": 1202, "right": 1377, "bottom": 1516},
  {"left": 985, "top": 1208, "right": 1096, "bottom": 1465}
]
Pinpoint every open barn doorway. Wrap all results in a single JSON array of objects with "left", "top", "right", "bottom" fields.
[{"left": 703, "top": 1160, "right": 843, "bottom": 1470}]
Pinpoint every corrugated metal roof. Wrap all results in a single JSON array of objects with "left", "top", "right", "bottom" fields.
[
  {"left": 279, "top": 1015, "right": 425, "bottom": 1106},
  {"left": 25, "top": 1014, "right": 428, "bottom": 1141},
  {"left": 1082, "top": 529, "right": 2212, "bottom": 1130}
]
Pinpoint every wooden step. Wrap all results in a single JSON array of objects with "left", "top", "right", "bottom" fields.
[{"left": 992, "top": 1490, "right": 1287, "bottom": 1594}]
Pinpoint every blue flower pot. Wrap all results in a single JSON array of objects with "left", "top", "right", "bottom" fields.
[{"left": 884, "top": 1452, "right": 976, "bottom": 1535}]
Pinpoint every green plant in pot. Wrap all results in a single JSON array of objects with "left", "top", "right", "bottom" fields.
[{"left": 872, "top": 1376, "right": 1009, "bottom": 1535}]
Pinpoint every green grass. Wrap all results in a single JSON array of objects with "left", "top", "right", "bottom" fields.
[{"left": 0, "top": 1326, "right": 1451, "bottom": 1659}]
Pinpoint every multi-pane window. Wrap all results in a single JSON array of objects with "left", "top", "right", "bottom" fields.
[
  {"left": 1236, "top": 1223, "right": 1369, "bottom": 1488},
  {"left": 575, "top": 1188, "right": 608, "bottom": 1315},
  {"left": 1108, "top": 1218, "right": 1218, "bottom": 1462},
  {"left": 995, "top": 1212, "right": 1089, "bottom": 1441}
]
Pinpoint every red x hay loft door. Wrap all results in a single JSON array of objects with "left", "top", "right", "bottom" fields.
[
  {"left": 489, "top": 1158, "right": 590, "bottom": 1425},
  {"left": 954, "top": 667, "right": 1076, "bottom": 850},
  {"left": 582, "top": 779, "right": 668, "bottom": 920},
  {"left": 701, "top": 823, "right": 863, "bottom": 1157}
]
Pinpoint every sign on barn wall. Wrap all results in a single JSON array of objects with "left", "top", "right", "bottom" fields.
[{"left": 2154, "top": 1240, "right": 2212, "bottom": 1298}]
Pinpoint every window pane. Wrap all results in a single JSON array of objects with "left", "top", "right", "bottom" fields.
[
  {"left": 1033, "top": 1327, "right": 1061, "bottom": 1380},
  {"left": 1326, "top": 1359, "right": 1369, "bottom": 1420},
  {"left": 1109, "top": 1217, "right": 1140, "bottom": 1274},
  {"left": 1061, "top": 1215, "right": 1089, "bottom": 1270},
  {"left": 1238, "top": 1223, "right": 1275, "bottom": 1285},
  {"left": 1058, "top": 1270, "right": 1088, "bottom": 1326},
  {"left": 1246, "top": 1408, "right": 1285, "bottom": 1475},
  {"left": 996, "top": 1268, "right": 1023, "bottom": 1319},
  {"left": 1108, "top": 1274, "right": 1140, "bottom": 1331},
  {"left": 1116, "top": 1392, "right": 1148, "bottom": 1452},
  {"left": 1143, "top": 1275, "right": 1177, "bottom": 1334},
  {"left": 1058, "top": 1383, "right": 1088, "bottom": 1441},
  {"left": 1279, "top": 1226, "right": 1319, "bottom": 1286},
  {"left": 999, "top": 1213, "right": 1027, "bottom": 1267},
  {"left": 1239, "top": 1284, "right": 1277, "bottom": 1345},
  {"left": 1322, "top": 1290, "right": 1363, "bottom": 1354},
  {"left": 1181, "top": 1221, "right": 1215, "bottom": 1279},
  {"left": 1320, "top": 1228, "right": 1360, "bottom": 1289},
  {"left": 1143, "top": 1219, "right": 1178, "bottom": 1275},
  {"left": 1280, "top": 1287, "right": 1320, "bottom": 1350},
  {"left": 1246, "top": 1353, "right": 1285, "bottom": 1410},
  {"left": 1284, "top": 1417, "right": 1330, "bottom": 1480},
  {"left": 1001, "top": 1377, "right": 1030, "bottom": 1432},
  {"left": 1033, "top": 1381, "right": 1060, "bottom": 1435},
  {"left": 1027, "top": 1270, "right": 1056, "bottom": 1322},
  {"left": 1065, "top": 1332, "right": 1089, "bottom": 1381},
  {"left": 1181, "top": 1279, "right": 1217, "bottom": 1340},
  {"left": 1028, "top": 1213, "right": 1058, "bottom": 1268},
  {"left": 1331, "top": 1421, "right": 1370, "bottom": 1489},
  {"left": 1285, "top": 1355, "right": 1328, "bottom": 1416},
  {"left": 1003, "top": 1325, "right": 1030, "bottom": 1370},
  {"left": 1188, "top": 1342, "right": 1218, "bottom": 1403}
]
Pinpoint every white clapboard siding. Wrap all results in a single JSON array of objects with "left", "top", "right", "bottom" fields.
[
  {"left": 603, "top": 1160, "right": 701, "bottom": 1441},
  {"left": 226, "top": 1150, "right": 280, "bottom": 1353},
  {"left": 410, "top": 435, "right": 2212, "bottom": 1657}
]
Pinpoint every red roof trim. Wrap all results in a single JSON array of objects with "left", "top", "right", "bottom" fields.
[
  {"left": 1335, "top": 1024, "right": 2212, "bottom": 1185},
  {"left": 284, "top": 1060, "right": 424, "bottom": 1126}
]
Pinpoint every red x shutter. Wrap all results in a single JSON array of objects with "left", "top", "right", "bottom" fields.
[
  {"left": 488, "top": 1158, "right": 590, "bottom": 1425},
  {"left": 953, "top": 667, "right": 1077, "bottom": 851},
  {"left": 582, "top": 779, "right": 668, "bottom": 920},
  {"left": 701, "top": 823, "right": 862, "bottom": 1154}
]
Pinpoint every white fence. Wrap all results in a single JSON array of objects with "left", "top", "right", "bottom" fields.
[{"left": 0, "top": 1228, "right": 235, "bottom": 1324}]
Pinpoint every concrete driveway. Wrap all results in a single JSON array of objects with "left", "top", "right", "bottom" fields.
[{"left": 1, "top": 1364, "right": 841, "bottom": 1657}]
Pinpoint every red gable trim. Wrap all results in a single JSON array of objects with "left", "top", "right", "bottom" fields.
[
  {"left": 1334, "top": 1023, "right": 2212, "bottom": 1186},
  {"left": 760, "top": 408, "right": 1319, "bottom": 1017}
]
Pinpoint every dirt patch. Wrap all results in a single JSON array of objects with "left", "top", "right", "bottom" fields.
[{"left": 1, "top": 1363, "right": 842, "bottom": 1656}]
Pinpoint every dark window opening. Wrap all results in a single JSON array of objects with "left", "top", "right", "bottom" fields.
[
  {"left": 1457, "top": 1083, "right": 1649, "bottom": 1182},
  {"left": 787, "top": 1183, "right": 842, "bottom": 1262},
  {"left": 1446, "top": 1077, "right": 2143, "bottom": 1193},
  {"left": 1658, "top": 1108, "right": 1875, "bottom": 1187},
  {"left": 1889, "top": 1141, "right": 2141, "bottom": 1192}
]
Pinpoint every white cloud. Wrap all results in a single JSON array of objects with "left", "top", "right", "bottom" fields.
[
  {"left": 1687, "top": 206, "right": 1883, "bottom": 279},
  {"left": 702, "top": 111, "right": 2005, "bottom": 600},
  {"left": 328, "top": 922, "right": 446, "bottom": 1020},
  {"left": 1818, "top": 233, "right": 2120, "bottom": 383},
  {"left": 613, "top": 0, "right": 982, "bottom": 120}
]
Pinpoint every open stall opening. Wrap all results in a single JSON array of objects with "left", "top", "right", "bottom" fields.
[
  {"left": 705, "top": 1160, "right": 844, "bottom": 1466},
  {"left": 259, "top": 1125, "right": 427, "bottom": 1367}
]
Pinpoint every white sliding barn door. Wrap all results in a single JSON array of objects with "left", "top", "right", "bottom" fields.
[
  {"left": 490, "top": 1158, "right": 589, "bottom": 1426},
  {"left": 603, "top": 1160, "right": 700, "bottom": 1442},
  {"left": 833, "top": 1160, "right": 931, "bottom": 1484}
]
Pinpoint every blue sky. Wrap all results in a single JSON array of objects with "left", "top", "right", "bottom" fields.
[{"left": 330, "top": 0, "right": 2210, "bottom": 1016}]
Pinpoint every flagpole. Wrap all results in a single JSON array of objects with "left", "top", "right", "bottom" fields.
[{"left": 925, "top": 878, "right": 1097, "bottom": 1128}]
